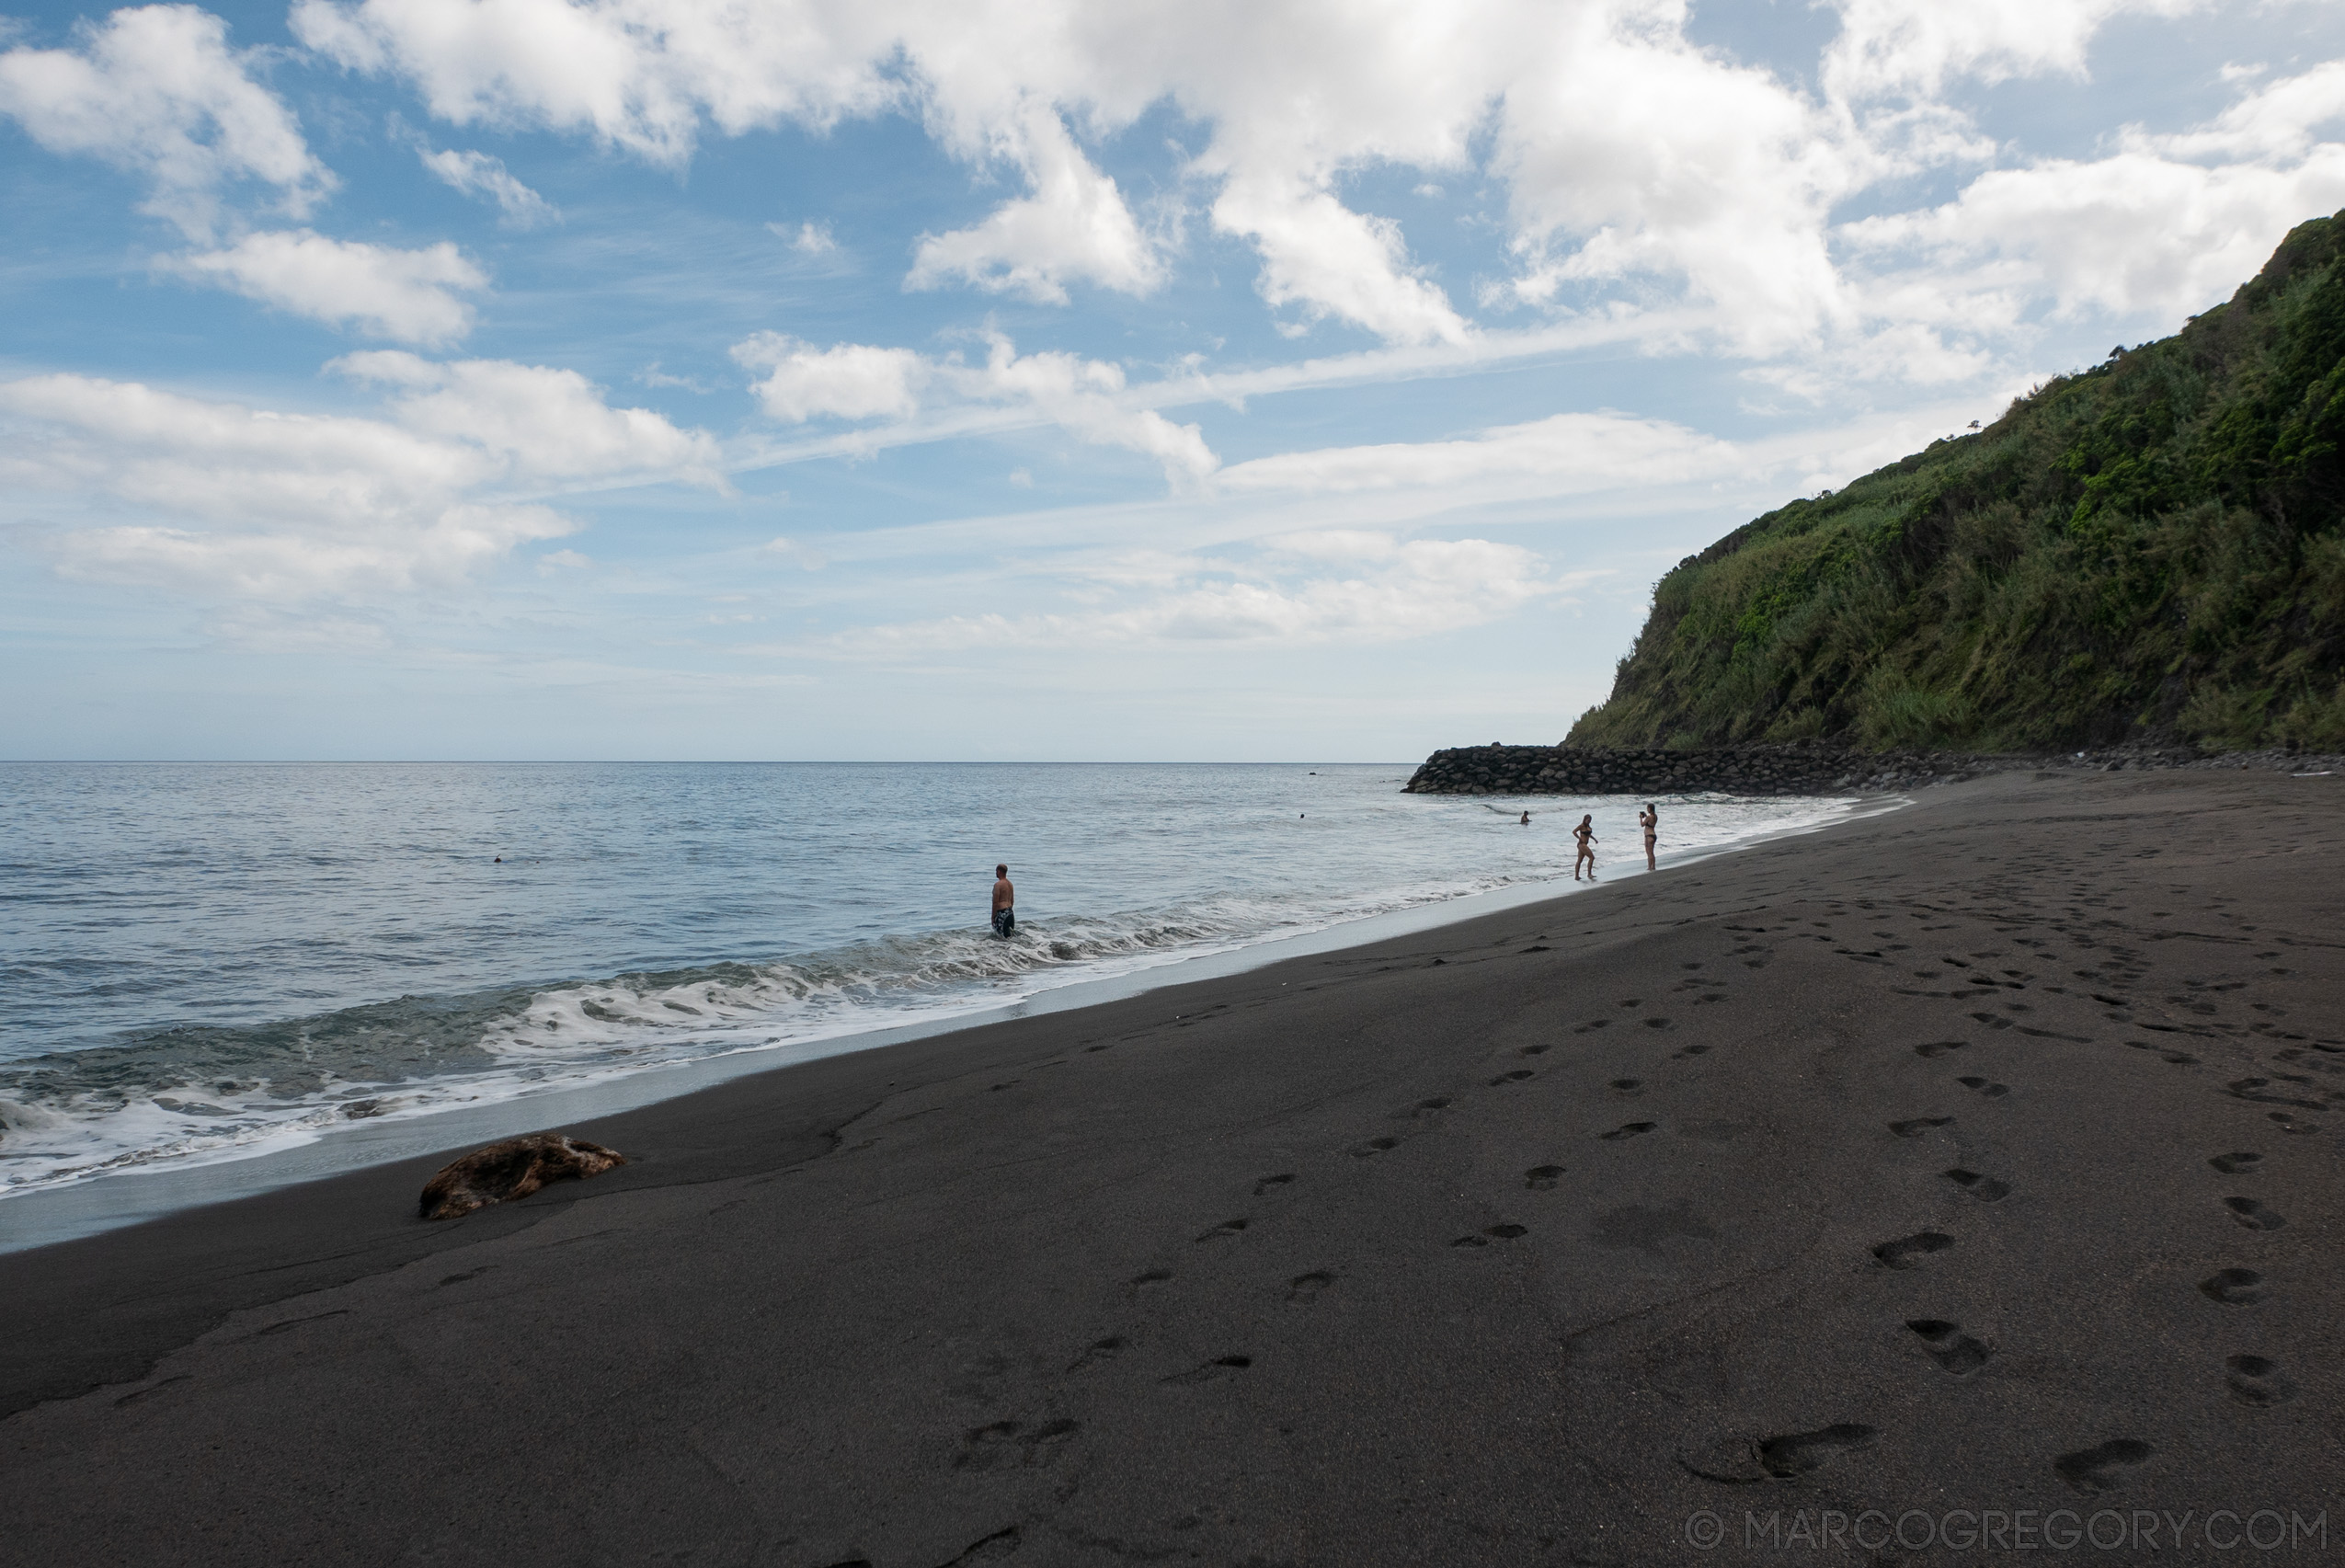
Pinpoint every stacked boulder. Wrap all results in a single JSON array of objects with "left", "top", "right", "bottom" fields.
[
  {"left": 1401, "top": 740, "right": 2343, "bottom": 796},
  {"left": 1401, "top": 743, "right": 1977, "bottom": 796}
]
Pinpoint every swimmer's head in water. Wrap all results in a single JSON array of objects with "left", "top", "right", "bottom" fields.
[{"left": 996, "top": 863, "right": 1008, "bottom": 876}]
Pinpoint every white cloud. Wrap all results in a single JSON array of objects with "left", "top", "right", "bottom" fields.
[
  {"left": 288, "top": 0, "right": 902, "bottom": 160},
  {"left": 907, "top": 100, "right": 1163, "bottom": 302},
  {"left": 733, "top": 330, "right": 1217, "bottom": 485},
  {"left": 2145, "top": 57, "right": 2345, "bottom": 163},
  {"left": 1217, "top": 177, "right": 1470, "bottom": 345},
  {"left": 1821, "top": 0, "right": 2202, "bottom": 101},
  {"left": 733, "top": 335, "right": 927, "bottom": 422},
  {"left": 332, "top": 350, "right": 726, "bottom": 483},
  {"left": 774, "top": 220, "right": 836, "bottom": 254},
  {"left": 86, "top": 0, "right": 2338, "bottom": 384},
  {"left": 824, "top": 529, "right": 1584, "bottom": 653},
  {"left": 418, "top": 144, "right": 557, "bottom": 224},
  {"left": 1492, "top": 11, "right": 1859, "bottom": 354},
  {"left": 1, "top": 359, "right": 721, "bottom": 599},
  {"left": 166, "top": 229, "right": 489, "bottom": 345},
  {"left": 280, "top": 0, "right": 1484, "bottom": 339},
  {"left": 1219, "top": 411, "right": 1743, "bottom": 496},
  {"left": 1844, "top": 61, "right": 2345, "bottom": 324},
  {"left": 0, "top": 3, "right": 330, "bottom": 237},
  {"left": 761, "top": 535, "right": 827, "bottom": 569}
]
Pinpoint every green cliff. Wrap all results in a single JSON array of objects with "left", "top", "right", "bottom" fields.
[{"left": 1569, "top": 212, "right": 2345, "bottom": 753}]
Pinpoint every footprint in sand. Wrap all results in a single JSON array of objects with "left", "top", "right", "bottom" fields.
[
  {"left": 1287, "top": 1271, "right": 1334, "bottom": 1304},
  {"left": 955, "top": 1418, "right": 1081, "bottom": 1471},
  {"left": 1889, "top": 1116, "right": 1954, "bottom": 1138},
  {"left": 2225, "top": 1196, "right": 2285, "bottom": 1230},
  {"left": 2228, "top": 1077, "right": 2326, "bottom": 1110},
  {"left": 1130, "top": 1268, "right": 1172, "bottom": 1289},
  {"left": 1905, "top": 1318, "right": 1991, "bottom": 1376},
  {"left": 1944, "top": 1168, "right": 2012, "bottom": 1202},
  {"left": 1956, "top": 1075, "right": 2009, "bottom": 1098},
  {"left": 1067, "top": 1335, "right": 1126, "bottom": 1371},
  {"left": 1489, "top": 1070, "right": 1535, "bottom": 1085},
  {"left": 1609, "top": 1078, "right": 1643, "bottom": 1094},
  {"left": 1195, "top": 1218, "right": 1250, "bottom": 1242},
  {"left": 1451, "top": 1223, "right": 1528, "bottom": 1247},
  {"left": 1672, "top": 1043, "right": 1711, "bottom": 1059},
  {"left": 1253, "top": 1173, "right": 1296, "bottom": 1196},
  {"left": 1601, "top": 1121, "right": 1658, "bottom": 1141},
  {"left": 1756, "top": 1425, "right": 1878, "bottom": 1479},
  {"left": 2200, "top": 1267, "right": 2269, "bottom": 1305},
  {"left": 2224, "top": 1355, "right": 2298, "bottom": 1406},
  {"left": 1161, "top": 1355, "right": 1252, "bottom": 1386},
  {"left": 1872, "top": 1231, "right": 1956, "bottom": 1269},
  {"left": 2208, "top": 1152, "right": 2261, "bottom": 1174},
  {"left": 1676, "top": 1424, "right": 1873, "bottom": 1484},
  {"left": 1915, "top": 1040, "right": 1967, "bottom": 1059},
  {"left": 1518, "top": 1043, "right": 1551, "bottom": 1057},
  {"left": 2054, "top": 1439, "right": 2153, "bottom": 1494},
  {"left": 1524, "top": 1164, "right": 1566, "bottom": 1190},
  {"left": 1349, "top": 1136, "right": 1401, "bottom": 1158}
]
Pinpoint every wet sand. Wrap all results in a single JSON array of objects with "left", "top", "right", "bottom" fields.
[{"left": 4, "top": 770, "right": 2340, "bottom": 1566}]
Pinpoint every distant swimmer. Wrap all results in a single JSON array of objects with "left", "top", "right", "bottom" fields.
[
  {"left": 1573, "top": 814, "right": 1598, "bottom": 880},
  {"left": 1640, "top": 802, "right": 1658, "bottom": 871},
  {"left": 1519, "top": 810, "right": 1531, "bottom": 826},
  {"left": 991, "top": 863, "right": 1016, "bottom": 938}
]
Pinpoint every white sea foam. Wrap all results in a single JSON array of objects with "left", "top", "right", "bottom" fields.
[{"left": 0, "top": 764, "right": 1866, "bottom": 1198}]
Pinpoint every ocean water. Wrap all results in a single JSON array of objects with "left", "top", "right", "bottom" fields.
[{"left": 0, "top": 762, "right": 1856, "bottom": 1198}]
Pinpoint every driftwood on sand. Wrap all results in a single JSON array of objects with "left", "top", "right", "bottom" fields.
[{"left": 418, "top": 1133, "right": 626, "bottom": 1220}]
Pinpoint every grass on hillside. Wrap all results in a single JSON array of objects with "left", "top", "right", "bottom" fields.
[{"left": 1570, "top": 211, "right": 2345, "bottom": 754}]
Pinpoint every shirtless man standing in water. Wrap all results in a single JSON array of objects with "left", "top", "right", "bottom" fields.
[
  {"left": 1573, "top": 815, "right": 1598, "bottom": 880},
  {"left": 1640, "top": 803, "right": 1658, "bottom": 871},
  {"left": 991, "top": 863, "right": 1016, "bottom": 938}
]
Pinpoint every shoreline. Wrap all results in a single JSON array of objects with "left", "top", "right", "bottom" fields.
[
  {"left": 0, "top": 789, "right": 1893, "bottom": 1253},
  {"left": 5, "top": 768, "right": 2337, "bottom": 1565}
]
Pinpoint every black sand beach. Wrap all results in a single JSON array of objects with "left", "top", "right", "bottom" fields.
[{"left": 5, "top": 770, "right": 2340, "bottom": 1566}]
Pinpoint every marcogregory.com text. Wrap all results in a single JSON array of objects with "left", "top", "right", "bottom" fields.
[{"left": 1683, "top": 1508, "right": 2328, "bottom": 1553}]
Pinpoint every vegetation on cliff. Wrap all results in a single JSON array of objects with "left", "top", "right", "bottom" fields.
[{"left": 1570, "top": 211, "right": 2345, "bottom": 753}]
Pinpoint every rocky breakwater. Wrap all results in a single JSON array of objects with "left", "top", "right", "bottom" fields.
[{"left": 1401, "top": 742, "right": 1987, "bottom": 797}]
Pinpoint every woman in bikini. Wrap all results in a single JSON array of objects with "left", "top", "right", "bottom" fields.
[
  {"left": 1640, "top": 803, "right": 1658, "bottom": 871},
  {"left": 1573, "top": 814, "right": 1597, "bottom": 880}
]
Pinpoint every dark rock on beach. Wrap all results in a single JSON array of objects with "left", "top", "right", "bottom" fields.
[
  {"left": 1402, "top": 739, "right": 2345, "bottom": 796},
  {"left": 418, "top": 1134, "right": 626, "bottom": 1220}
]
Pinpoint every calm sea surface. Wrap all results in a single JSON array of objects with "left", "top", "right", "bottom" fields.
[{"left": 0, "top": 762, "right": 1854, "bottom": 1196}]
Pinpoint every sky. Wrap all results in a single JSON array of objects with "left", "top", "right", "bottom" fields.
[{"left": 4, "top": 0, "right": 2344, "bottom": 761}]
